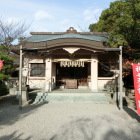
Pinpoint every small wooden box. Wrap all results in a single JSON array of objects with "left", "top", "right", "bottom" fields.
[{"left": 65, "top": 79, "right": 77, "bottom": 89}]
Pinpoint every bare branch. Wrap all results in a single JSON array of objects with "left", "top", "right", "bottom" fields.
[
  {"left": 78, "top": 25, "right": 89, "bottom": 32},
  {"left": 0, "top": 18, "right": 30, "bottom": 54}
]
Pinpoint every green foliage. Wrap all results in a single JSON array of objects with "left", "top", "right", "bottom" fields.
[
  {"left": 0, "top": 82, "right": 8, "bottom": 96},
  {"left": 0, "top": 45, "right": 7, "bottom": 55},
  {"left": 89, "top": 0, "right": 140, "bottom": 48},
  {"left": 0, "top": 55, "right": 14, "bottom": 80}
]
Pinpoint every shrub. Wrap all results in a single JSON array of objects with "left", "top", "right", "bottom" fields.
[{"left": 0, "top": 82, "right": 8, "bottom": 96}]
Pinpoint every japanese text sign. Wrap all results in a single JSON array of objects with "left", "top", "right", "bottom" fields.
[{"left": 132, "top": 64, "right": 140, "bottom": 115}]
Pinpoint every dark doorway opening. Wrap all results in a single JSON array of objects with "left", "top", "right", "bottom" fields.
[{"left": 56, "top": 63, "right": 88, "bottom": 88}]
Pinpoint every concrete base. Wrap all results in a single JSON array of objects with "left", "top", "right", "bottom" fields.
[
  {"left": 22, "top": 91, "right": 29, "bottom": 102},
  {"left": 9, "top": 87, "right": 17, "bottom": 95},
  {"left": 22, "top": 100, "right": 30, "bottom": 106},
  {"left": 16, "top": 90, "right": 29, "bottom": 105}
]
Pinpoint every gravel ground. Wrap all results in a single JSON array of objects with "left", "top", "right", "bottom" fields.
[{"left": 0, "top": 95, "right": 140, "bottom": 140}]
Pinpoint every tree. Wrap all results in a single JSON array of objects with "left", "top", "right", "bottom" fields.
[
  {"left": 0, "top": 55, "right": 14, "bottom": 80},
  {"left": 89, "top": 0, "right": 140, "bottom": 88},
  {"left": 0, "top": 18, "right": 29, "bottom": 54},
  {"left": 0, "top": 45, "right": 7, "bottom": 55},
  {"left": 89, "top": 0, "right": 140, "bottom": 48},
  {"left": 0, "top": 55, "right": 14, "bottom": 95}
]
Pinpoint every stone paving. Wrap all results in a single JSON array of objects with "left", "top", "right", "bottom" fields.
[{"left": 0, "top": 94, "right": 140, "bottom": 140}]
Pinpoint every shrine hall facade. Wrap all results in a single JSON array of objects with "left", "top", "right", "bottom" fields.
[{"left": 22, "top": 27, "right": 120, "bottom": 91}]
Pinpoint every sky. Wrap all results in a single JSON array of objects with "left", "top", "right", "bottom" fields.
[{"left": 0, "top": 0, "right": 116, "bottom": 35}]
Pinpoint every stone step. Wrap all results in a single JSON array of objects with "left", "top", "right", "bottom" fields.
[{"left": 34, "top": 92, "right": 110, "bottom": 104}]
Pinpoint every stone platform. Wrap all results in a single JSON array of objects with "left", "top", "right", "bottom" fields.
[{"left": 30, "top": 89, "right": 111, "bottom": 104}]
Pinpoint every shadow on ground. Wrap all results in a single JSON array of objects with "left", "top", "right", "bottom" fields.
[
  {"left": 49, "top": 115, "right": 140, "bottom": 140},
  {"left": 124, "top": 106, "right": 140, "bottom": 123},
  {"left": 0, "top": 131, "right": 31, "bottom": 140},
  {"left": 0, "top": 94, "right": 47, "bottom": 126}
]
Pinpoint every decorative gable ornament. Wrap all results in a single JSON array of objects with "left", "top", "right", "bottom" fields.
[{"left": 63, "top": 48, "right": 80, "bottom": 54}]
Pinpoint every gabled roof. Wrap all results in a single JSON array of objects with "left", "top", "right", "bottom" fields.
[
  {"left": 26, "top": 27, "right": 108, "bottom": 43},
  {"left": 26, "top": 34, "right": 108, "bottom": 43},
  {"left": 22, "top": 27, "right": 121, "bottom": 52}
]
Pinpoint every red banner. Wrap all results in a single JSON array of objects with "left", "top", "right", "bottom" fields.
[
  {"left": 0, "top": 60, "right": 4, "bottom": 71},
  {"left": 132, "top": 64, "right": 140, "bottom": 115}
]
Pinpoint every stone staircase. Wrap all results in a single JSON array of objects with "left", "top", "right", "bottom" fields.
[
  {"left": 33, "top": 90, "right": 111, "bottom": 104},
  {"left": 34, "top": 92, "right": 49, "bottom": 104}
]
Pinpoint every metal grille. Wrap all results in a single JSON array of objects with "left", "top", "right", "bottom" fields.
[{"left": 30, "top": 63, "right": 45, "bottom": 77}]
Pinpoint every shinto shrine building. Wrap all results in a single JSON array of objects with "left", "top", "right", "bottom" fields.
[{"left": 22, "top": 27, "right": 120, "bottom": 91}]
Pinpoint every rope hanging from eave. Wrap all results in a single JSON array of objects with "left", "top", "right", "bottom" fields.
[{"left": 60, "top": 61, "right": 85, "bottom": 67}]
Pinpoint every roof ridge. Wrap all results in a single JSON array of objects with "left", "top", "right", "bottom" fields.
[
  {"left": 30, "top": 32, "right": 108, "bottom": 36},
  {"left": 30, "top": 27, "right": 108, "bottom": 36}
]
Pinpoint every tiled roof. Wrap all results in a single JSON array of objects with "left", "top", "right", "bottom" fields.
[{"left": 26, "top": 34, "right": 108, "bottom": 43}]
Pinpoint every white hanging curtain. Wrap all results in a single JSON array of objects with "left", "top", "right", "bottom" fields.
[{"left": 60, "top": 61, "right": 84, "bottom": 67}]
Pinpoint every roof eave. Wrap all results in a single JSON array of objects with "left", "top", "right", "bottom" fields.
[{"left": 105, "top": 48, "right": 121, "bottom": 52}]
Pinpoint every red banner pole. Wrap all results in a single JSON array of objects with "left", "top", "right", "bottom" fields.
[{"left": 132, "top": 64, "right": 140, "bottom": 115}]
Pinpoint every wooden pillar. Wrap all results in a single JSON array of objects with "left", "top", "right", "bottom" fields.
[
  {"left": 52, "top": 62, "right": 56, "bottom": 89},
  {"left": 91, "top": 55, "right": 98, "bottom": 91},
  {"left": 45, "top": 57, "right": 52, "bottom": 91},
  {"left": 119, "top": 46, "right": 123, "bottom": 110}
]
